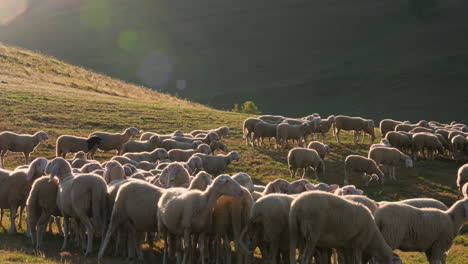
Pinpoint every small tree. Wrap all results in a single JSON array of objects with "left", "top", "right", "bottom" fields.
[{"left": 241, "top": 101, "right": 260, "bottom": 114}]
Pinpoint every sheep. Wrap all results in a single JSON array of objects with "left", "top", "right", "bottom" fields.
[
  {"left": 47, "top": 158, "right": 108, "bottom": 256},
  {"left": 342, "top": 195, "right": 379, "bottom": 215},
  {"left": 0, "top": 158, "right": 47, "bottom": 234},
  {"left": 304, "top": 182, "right": 340, "bottom": 193},
  {"left": 232, "top": 172, "right": 255, "bottom": 193},
  {"left": 286, "top": 179, "right": 312, "bottom": 194},
  {"left": 88, "top": 127, "right": 140, "bottom": 158},
  {"left": 370, "top": 139, "right": 391, "bottom": 150},
  {"left": 136, "top": 161, "right": 157, "bottom": 171},
  {"left": 98, "top": 180, "right": 164, "bottom": 260},
  {"left": 254, "top": 185, "right": 265, "bottom": 192},
  {"left": 448, "top": 130, "right": 468, "bottom": 142},
  {"left": 209, "top": 140, "right": 229, "bottom": 154},
  {"left": 334, "top": 185, "right": 365, "bottom": 196},
  {"left": 457, "top": 164, "right": 468, "bottom": 199},
  {"left": 368, "top": 147, "right": 413, "bottom": 181},
  {"left": 276, "top": 122, "right": 310, "bottom": 149},
  {"left": 158, "top": 163, "right": 191, "bottom": 188},
  {"left": 451, "top": 135, "right": 467, "bottom": 161},
  {"left": 333, "top": 115, "right": 375, "bottom": 144},
  {"left": 123, "top": 148, "right": 169, "bottom": 163},
  {"left": 121, "top": 135, "right": 161, "bottom": 154},
  {"left": 289, "top": 191, "right": 399, "bottom": 264},
  {"left": 242, "top": 118, "right": 262, "bottom": 145},
  {"left": 410, "top": 126, "right": 434, "bottom": 133},
  {"left": 0, "top": 131, "right": 48, "bottom": 168},
  {"left": 80, "top": 162, "right": 103, "bottom": 173},
  {"left": 379, "top": 198, "right": 448, "bottom": 211},
  {"left": 239, "top": 193, "right": 294, "bottom": 264},
  {"left": 394, "top": 120, "right": 430, "bottom": 132},
  {"left": 412, "top": 132, "right": 444, "bottom": 160},
  {"left": 168, "top": 143, "right": 211, "bottom": 162},
  {"left": 379, "top": 119, "right": 404, "bottom": 137},
  {"left": 344, "top": 155, "right": 384, "bottom": 185},
  {"left": 434, "top": 133, "right": 451, "bottom": 154},
  {"left": 252, "top": 121, "right": 279, "bottom": 147},
  {"left": 110, "top": 156, "right": 139, "bottom": 167},
  {"left": 385, "top": 131, "right": 412, "bottom": 154},
  {"left": 307, "top": 141, "right": 329, "bottom": 160},
  {"left": 375, "top": 199, "right": 468, "bottom": 264},
  {"left": 188, "top": 171, "right": 213, "bottom": 191},
  {"left": 158, "top": 175, "right": 244, "bottom": 264},
  {"left": 193, "top": 151, "right": 239, "bottom": 175},
  {"left": 258, "top": 115, "right": 285, "bottom": 122},
  {"left": 263, "top": 178, "right": 291, "bottom": 194},
  {"left": 311, "top": 115, "right": 335, "bottom": 142},
  {"left": 56, "top": 135, "right": 102, "bottom": 159},
  {"left": 287, "top": 148, "right": 325, "bottom": 180},
  {"left": 26, "top": 176, "right": 62, "bottom": 249},
  {"left": 173, "top": 131, "right": 220, "bottom": 145},
  {"left": 190, "top": 126, "right": 230, "bottom": 139},
  {"left": 184, "top": 156, "right": 204, "bottom": 175}
]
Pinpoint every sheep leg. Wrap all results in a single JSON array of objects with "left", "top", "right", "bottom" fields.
[
  {"left": 392, "top": 167, "right": 397, "bottom": 181},
  {"left": 0, "top": 209, "right": 5, "bottom": 231},
  {"left": 335, "top": 129, "right": 341, "bottom": 144},
  {"left": 0, "top": 150, "right": 6, "bottom": 168},
  {"left": 17, "top": 205, "right": 24, "bottom": 231},
  {"left": 55, "top": 217, "right": 63, "bottom": 236},
  {"left": 61, "top": 217, "right": 69, "bottom": 251},
  {"left": 269, "top": 242, "right": 279, "bottom": 264},
  {"left": 343, "top": 168, "right": 349, "bottom": 185},
  {"left": 24, "top": 152, "right": 31, "bottom": 165},
  {"left": 162, "top": 230, "right": 169, "bottom": 264},
  {"left": 36, "top": 212, "right": 51, "bottom": 250},
  {"left": 182, "top": 229, "right": 190, "bottom": 264},
  {"left": 199, "top": 233, "right": 207, "bottom": 264},
  {"left": 8, "top": 206, "right": 17, "bottom": 234}
]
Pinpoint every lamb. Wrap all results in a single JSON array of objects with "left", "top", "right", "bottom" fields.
[
  {"left": 412, "top": 132, "right": 444, "bottom": 160},
  {"left": 121, "top": 135, "right": 161, "bottom": 154},
  {"left": 451, "top": 135, "right": 467, "bottom": 161},
  {"left": 56, "top": 135, "right": 102, "bottom": 158},
  {"left": 368, "top": 147, "right": 413, "bottom": 181},
  {"left": 88, "top": 127, "right": 140, "bottom": 158},
  {"left": 289, "top": 191, "right": 399, "bottom": 264},
  {"left": 375, "top": 199, "right": 468, "bottom": 263},
  {"left": 344, "top": 155, "right": 384, "bottom": 185},
  {"left": 190, "top": 126, "right": 230, "bottom": 139},
  {"left": 193, "top": 151, "right": 239, "bottom": 175},
  {"left": 252, "top": 121, "right": 279, "bottom": 147},
  {"left": 276, "top": 122, "right": 310, "bottom": 149},
  {"left": 26, "top": 176, "right": 62, "bottom": 249},
  {"left": 379, "top": 119, "right": 404, "bottom": 137},
  {"left": 47, "top": 157, "right": 108, "bottom": 256},
  {"left": 385, "top": 131, "right": 412, "bottom": 154},
  {"left": 98, "top": 180, "right": 164, "bottom": 260},
  {"left": 307, "top": 141, "right": 330, "bottom": 160},
  {"left": 188, "top": 171, "right": 213, "bottom": 191},
  {"left": 158, "top": 163, "right": 191, "bottom": 188},
  {"left": 242, "top": 118, "right": 262, "bottom": 145},
  {"left": 0, "top": 131, "right": 48, "bottom": 168},
  {"left": 232, "top": 172, "right": 255, "bottom": 193},
  {"left": 287, "top": 148, "right": 325, "bottom": 179},
  {"left": 168, "top": 143, "right": 211, "bottom": 162},
  {"left": 123, "top": 148, "right": 169, "bottom": 163},
  {"left": 209, "top": 140, "right": 229, "bottom": 154},
  {"left": 457, "top": 164, "right": 468, "bottom": 198},
  {"left": 158, "top": 175, "right": 244, "bottom": 264},
  {"left": 0, "top": 158, "right": 47, "bottom": 234},
  {"left": 333, "top": 115, "right": 375, "bottom": 144}
]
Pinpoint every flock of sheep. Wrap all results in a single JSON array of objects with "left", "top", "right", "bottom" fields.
[{"left": 0, "top": 113, "right": 467, "bottom": 264}]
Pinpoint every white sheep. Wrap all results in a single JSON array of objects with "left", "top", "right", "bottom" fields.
[
  {"left": 411, "top": 132, "right": 444, "bottom": 160},
  {"left": 334, "top": 184, "right": 364, "bottom": 195},
  {"left": 188, "top": 171, "right": 213, "bottom": 191},
  {"left": 158, "top": 163, "right": 191, "bottom": 188},
  {"left": 121, "top": 135, "right": 161, "bottom": 154},
  {"left": 0, "top": 131, "right": 48, "bottom": 168},
  {"left": 457, "top": 163, "right": 468, "bottom": 198},
  {"left": 161, "top": 138, "right": 201, "bottom": 151},
  {"left": 193, "top": 151, "right": 239, "bottom": 175},
  {"left": 276, "top": 122, "right": 310, "bottom": 149},
  {"left": 379, "top": 119, "right": 404, "bottom": 137},
  {"left": 287, "top": 148, "right": 325, "bottom": 180},
  {"left": 375, "top": 199, "right": 468, "bottom": 263},
  {"left": 123, "top": 148, "right": 169, "bottom": 163},
  {"left": 333, "top": 115, "right": 375, "bottom": 144},
  {"left": 451, "top": 135, "right": 467, "bottom": 161},
  {"left": 307, "top": 141, "right": 330, "bottom": 160},
  {"left": 368, "top": 147, "right": 413, "bottom": 181},
  {"left": 252, "top": 121, "right": 279, "bottom": 147},
  {"left": 462, "top": 182, "right": 468, "bottom": 198},
  {"left": 168, "top": 143, "right": 211, "bottom": 162},
  {"left": 385, "top": 131, "right": 412, "bottom": 154},
  {"left": 242, "top": 118, "right": 262, "bottom": 145},
  {"left": 56, "top": 135, "right": 102, "bottom": 158},
  {"left": 379, "top": 198, "right": 448, "bottom": 211},
  {"left": 231, "top": 172, "right": 255, "bottom": 193},
  {"left": 190, "top": 126, "right": 230, "bottom": 139},
  {"left": 344, "top": 155, "right": 384, "bottom": 185},
  {"left": 209, "top": 140, "right": 229, "bottom": 154},
  {"left": 88, "top": 127, "right": 140, "bottom": 158}
]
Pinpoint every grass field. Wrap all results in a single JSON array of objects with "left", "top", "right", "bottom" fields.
[{"left": 0, "top": 45, "right": 466, "bottom": 263}]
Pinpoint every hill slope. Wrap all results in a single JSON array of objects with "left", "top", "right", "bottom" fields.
[
  {"left": 0, "top": 45, "right": 466, "bottom": 263},
  {"left": 1, "top": 0, "right": 467, "bottom": 121}
]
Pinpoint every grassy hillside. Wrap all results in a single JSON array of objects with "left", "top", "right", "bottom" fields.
[
  {"left": 0, "top": 45, "right": 466, "bottom": 263},
  {"left": 1, "top": 0, "right": 467, "bottom": 122}
]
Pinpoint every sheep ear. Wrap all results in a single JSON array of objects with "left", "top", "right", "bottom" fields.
[
  {"left": 329, "top": 184, "right": 339, "bottom": 192},
  {"left": 304, "top": 183, "right": 315, "bottom": 191},
  {"left": 358, "top": 189, "right": 364, "bottom": 195}
]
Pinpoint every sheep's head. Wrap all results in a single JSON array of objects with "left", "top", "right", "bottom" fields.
[
  {"left": 336, "top": 185, "right": 364, "bottom": 195},
  {"left": 187, "top": 156, "right": 203, "bottom": 174},
  {"left": 418, "top": 120, "right": 429, "bottom": 128},
  {"left": 104, "top": 161, "right": 125, "bottom": 184},
  {"left": 46, "top": 157, "right": 71, "bottom": 181},
  {"left": 265, "top": 178, "right": 290, "bottom": 194},
  {"left": 152, "top": 148, "right": 169, "bottom": 161},
  {"left": 211, "top": 175, "right": 243, "bottom": 198},
  {"left": 27, "top": 157, "right": 48, "bottom": 182},
  {"left": 287, "top": 179, "right": 311, "bottom": 194},
  {"left": 206, "top": 131, "right": 220, "bottom": 143},
  {"left": 35, "top": 131, "right": 49, "bottom": 143},
  {"left": 198, "top": 143, "right": 212, "bottom": 154},
  {"left": 219, "top": 126, "right": 230, "bottom": 137},
  {"left": 172, "top": 130, "right": 184, "bottom": 137},
  {"left": 125, "top": 127, "right": 140, "bottom": 137},
  {"left": 73, "top": 151, "right": 86, "bottom": 160},
  {"left": 123, "top": 164, "right": 137, "bottom": 176},
  {"left": 87, "top": 136, "right": 102, "bottom": 150},
  {"left": 305, "top": 183, "right": 339, "bottom": 193},
  {"left": 228, "top": 151, "right": 240, "bottom": 162},
  {"left": 195, "top": 171, "right": 213, "bottom": 186},
  {"left": 232, "top": 172, "right": 254, "bottom": 193},
  {"left": 149, "top": 135, "right": 162, "bottom": 147}
]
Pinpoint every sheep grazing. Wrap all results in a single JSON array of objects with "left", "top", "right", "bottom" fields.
[
  {"left": 168, "top": 143, "right": 211, "bottom": 162},
  {"left": 451, "top": 135, "right": 467, "bottom": 161},
  {"left": 276, "top": 122, "right": 309, "bottom": 149},
  {"left": 344, "top": 155, "right": 384, "bottom": 185},
  {"left": 411, "top": 132, "right": 444, "bottom": 160},
  {"left": 47, "top": 157, "right": 108, "bottom": 256},
  {"left": 193, "top": 151, "right": 239, "bottom": 175},
  {"left": 252, "top": 121, "right": 279, "bottom": 147},
  {"left": 379, "top": 119, "right": 404, "bottom": 137},
  {"left": 158, "top": 163, "right": 191, "bottom": 188},
  {"left": 385, "top": 131, "right": 412, "bottom": 154},
  {"left": 88, "top": 127, "right": 140, "bottom": 158},
  {"left": 242, "top": 118, "right": 262, "bottom": 145},
  {"left": 190, "top": 126, "right": 230, "bottom": 139},
  {"left": 26, "top": 176, "right": 62, "bottom": 249},
  {"left": 287, "top": 148, "right": 325, "bottom": 180},
  {"left": 368, "top": 147, "right": 413, "bottom": 181},
  {"left": 333, "top": 115, "right": 375, "bottom": 144},
  {"left": 457, "top": 164, "right": 468, "bottom": 198},
  {"left": 289, "top": 191, "right": 398, "bottom": 264},
  {"left": 375, "top": 199, "right": 468, "bottom": 263},
  {"left": 158, "top": 175, "right": 244, "bottom": 264},
  {"left": 121, "top": 135, "right": 161, "bottom": 154},
  {"left": 55, "top": 135, "right": 102, "bottom": 159},
  {"left": 123, "top": 148, "right": 169, "bottom": 163},
  {"left": 0, "top": 158, "right": 47, "bottom": 234},
  {"left": 307, "top": 141, "right": 330, "bottom": 160},
  {"left": 209, "top": 140, "right": 229, "bottom": 154},
  {"left": 0, "top": 131, "right": 48, "bottom": 168},
  {"left": 188, "top": 171, "right": 213, "bottom": 191}
]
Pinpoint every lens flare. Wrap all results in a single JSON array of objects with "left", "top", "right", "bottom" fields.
[
  {"left": 118, "top": 30, "right": 139, "bottom": 51},
  {"left": 79, "top": 0, "right": 111, "bottom": 30},
  {"left": 0, "top": 0, "right": 28, "bottom": 25},
  {"left": 137, "top": 51, "right": 174, "bottom": 90}
]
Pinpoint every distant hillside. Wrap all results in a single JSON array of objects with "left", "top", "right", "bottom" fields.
[{"left": 1, "top": 0, "right": 467, "bottom": 121}]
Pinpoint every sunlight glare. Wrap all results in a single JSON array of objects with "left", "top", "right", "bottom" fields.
[{"left": 0, "top": 0, "right": 28, "bottom": 25}]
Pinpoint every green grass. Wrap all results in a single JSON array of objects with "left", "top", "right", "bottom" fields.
[{"left": 0, "top": 45, "right": 466, "bottom": 263}]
